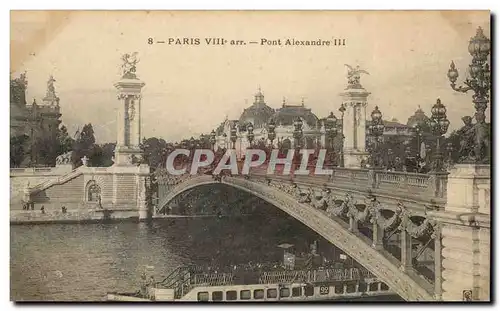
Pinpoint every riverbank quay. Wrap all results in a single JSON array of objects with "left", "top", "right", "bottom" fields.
[{"left": 10, "top": 209, "right": 244, "bottom": 225}]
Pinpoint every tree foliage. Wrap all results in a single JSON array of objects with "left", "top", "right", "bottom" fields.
[
  {"left": 140, "top": 137, "right": 168, "bottom": 169},
  {"left": 71, "top": 123, "right": 96, "bottom": 167},
  {"left": 57, "top": 125, "right": 75, "bottom": 156},
  {"left": 10, "top": 135, "right": 28, "bottom": 167}
]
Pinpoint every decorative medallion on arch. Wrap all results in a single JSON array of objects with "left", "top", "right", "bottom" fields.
[{"left": 86, "top": 180, "right": 102, "bottom": 203}]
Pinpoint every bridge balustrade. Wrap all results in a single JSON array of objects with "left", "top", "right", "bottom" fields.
[{"left": 248, "top": 165, "right": 447, "bottom": 205}]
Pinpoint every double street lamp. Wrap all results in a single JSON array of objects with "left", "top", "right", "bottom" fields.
[
  {"left": 338, "top": 104, "right": 346, "bottom": 167},
  {"left": 247, "top": 122, "right": 255, "bottom": 148},
  {"left": 325, "top": 112, "right": 339, "bottom": 150},
  {"left": 429, "top": 99, "right": 450, "bottom": 172},
  {"left": 293, "top": 117, "right": 304, "bottom": 166},
  {"left": 189, "top": 137, "right": 196, "bottom": 150},
  {"left": 210, "top": 130, "right": 216, "bottom": 150},
  {"left": 369, "top": 106, "right": 384, "bottom": 168},
  {"left": 267, "top": 118, "right": 276, "bottom": 147},
  {"left": 293, "top": 117, "right": 303, "bottom": 148},
  {"left": 230, "top": 123, "right": 237, "bottom": 149},
  {"left": 412, "top": 124, "right": 423, "bottom": 158}
]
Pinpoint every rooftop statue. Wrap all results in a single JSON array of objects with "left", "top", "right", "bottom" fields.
[
  {"left": 344, "top": 64, "right": 369, "bottom": 88},
  {"left": 121, "top": 52, "right": 139, "bottom": 78},
  {"left": 46, "top": 75, "right": 57, "bottom": 98}
]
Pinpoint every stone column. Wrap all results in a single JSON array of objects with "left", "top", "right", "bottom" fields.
[
  {"left": 114, "top": 78, "right": 145, "bottom": 166},
  {"left": 428, "top": 164, "right": 490, "bottom": 301},
  {"left": 339, "top": 87, "right": 370, "bottom": 168}
]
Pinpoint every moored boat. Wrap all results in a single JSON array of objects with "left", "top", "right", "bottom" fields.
[{"left": 106, "top": 243, "right": 394, "bottom": 302}]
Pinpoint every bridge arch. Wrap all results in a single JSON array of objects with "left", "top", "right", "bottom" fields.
[{"left": 156, "top": 175, "right": 434, "bottom": 301}]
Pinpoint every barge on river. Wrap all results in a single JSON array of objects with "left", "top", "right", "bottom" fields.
[{"left": 107, "top": 244, "right": 394, "bottom": 302}]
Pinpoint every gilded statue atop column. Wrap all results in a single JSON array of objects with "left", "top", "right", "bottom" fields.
[
  {"left": 344, "top": 64, "right": 369, "bottom": 88},
  {"left": 121, "top": 52, "right": 139, "bottom": 78}
]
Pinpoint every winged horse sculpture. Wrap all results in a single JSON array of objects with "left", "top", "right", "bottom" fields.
[{"left": 344, "top": 64, "right": 370, "bottom": 86}]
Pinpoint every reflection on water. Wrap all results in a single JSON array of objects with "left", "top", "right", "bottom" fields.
[{"left": 11, "top": 203, "right": 402, "bottom": 301}]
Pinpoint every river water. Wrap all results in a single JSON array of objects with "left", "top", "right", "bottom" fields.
[{"left": 10, "top": 186, "right": 402, "bottom": 301}]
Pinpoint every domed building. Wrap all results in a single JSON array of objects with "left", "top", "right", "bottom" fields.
[
  {"left": 214, "top": 89, "right": 325, "bottom": 154},
  {"left": 238, "top": 89, "right": 275, "bottom": 129},
  {"left": 272, "top": 98, "right": 320, "bottom": 128},
  {"left": 211, "top": 87, "right": 418, "bottom": 164},
  {"left": 406, "top": 106, "right": 430, "bottom": 129},
  {"left": 270, "top": 98, "right": 321, "bottom": 149}
]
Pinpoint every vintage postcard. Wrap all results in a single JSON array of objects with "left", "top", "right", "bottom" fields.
[{"left": 10, "top": 10, "right": 491, "bottom": 302}]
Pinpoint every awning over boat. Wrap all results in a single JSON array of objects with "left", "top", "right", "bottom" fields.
[{"left": 277, "top": 243, "right": 294, "bottom": 249}]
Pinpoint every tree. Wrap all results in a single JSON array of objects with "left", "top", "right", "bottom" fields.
[
  {"left": 89, "top": 143, "right": 115, "bottom": 167},
  {"left": 56, "top": 124, "right": 75, "bottom": 156},
  {"left": 10, "top": 135, "right": 28, "bottom": 167},
  {"left": 71, "top": 123, "right": 96, "bottom": 167},
  {"left": 140, "top": 137, "right": 167, "bottom": 169},
  {"left": 34, "top": 135, "right": 57, "bottom": 167},
  {"left": 100, "top": 143, "right": 116, "bottom": 167}
]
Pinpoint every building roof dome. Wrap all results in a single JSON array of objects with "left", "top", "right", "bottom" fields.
[
  {"left": 270, "top": 98, "right": 319, "bottom": 128},
  {"left": 406, "top": 106, "right": 430, "bottom": 128},
  {"left": 238, "top": 88, "right": 275, "bottom": 129}
]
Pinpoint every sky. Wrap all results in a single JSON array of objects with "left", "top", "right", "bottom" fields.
[{"left": 10, "top": 10, "right": 490, "bottom": 143}]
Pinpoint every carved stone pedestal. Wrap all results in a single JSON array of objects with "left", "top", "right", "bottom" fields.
[
  {"left": 339, "top": 81, "right": 370, "bottom": 169},
  {"left": 110, "top": 164, "right": 151, "bottom": 220},
  {"left": 428, "top": 164, "right": 490, "bottom": 301},
  {"left": 114, "top": 77, "right": 145, "bottom": 167},
  {"left": 344, "top": 150, "right": 369, "bottom": 169}
]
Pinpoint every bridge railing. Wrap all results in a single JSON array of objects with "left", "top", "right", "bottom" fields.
[{"left": 248, "top": 165, "right": 447, "bottom": 203}]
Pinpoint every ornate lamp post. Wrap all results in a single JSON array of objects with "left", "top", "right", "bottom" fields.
[
  {"left": 338, "top": 103, "right": 346, "bottom": 167},
  {"left": 210, "top": 129, "right": 216, "bottom": 151},
  {"left": 293, "top": 117, "right": 304, "bottom": 166},
  {"left": 387, "top": 149, "right": 394, "bottom": 170},
  {"left": 429, "top": 99, "right": 450, "bottom": 172},
  {"left": 325, "top": 112, "right": 338, "bottom": 150},
  {"left": 369, "top": 106, "right": 384, "bottom": 168},
  {"left": 246, "top": 122, "right": 254, "bottom": 148},
  {"left": 230, "top": 123, "right": 237, "bottom": 149},
  {"left": 447, "top": 26, "right": 491, "bottom": 163},
  {"left": 293, "top": 117, "right": 303, "bottom": 148},
  {"left": 267, "top": 118, "right": 276, "bottom": 148},
  {"left": 412, "top": 124, "right": 422, "bottom": 158}
]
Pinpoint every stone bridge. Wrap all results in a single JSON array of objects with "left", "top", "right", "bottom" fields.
[
  {"left": 12, "top": 160, "right": 489, "bottom": 301},
  {"left": 152, "top": 164, "right": 490, "bottom": 302},
  {"left": 153, "top": 167, "right": 448, "bottom": 301}
]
